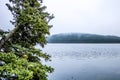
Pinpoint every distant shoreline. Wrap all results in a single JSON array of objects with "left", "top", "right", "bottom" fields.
[
  {"left": 47, "top": 43, "right": 120, "bottom": 44},
  {"left": 47, "top": 33, "right": 120, "bottom": 43}
]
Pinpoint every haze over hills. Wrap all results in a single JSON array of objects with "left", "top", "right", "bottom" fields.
[{"left": 47, "top": 33, "right": 120, "bottom": 43}]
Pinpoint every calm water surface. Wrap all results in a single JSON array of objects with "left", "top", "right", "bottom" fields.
[{"left": 41, "top": 44, "right": 120, "bottom": 80}]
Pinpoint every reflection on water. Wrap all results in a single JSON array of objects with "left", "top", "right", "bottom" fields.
[{"left": 41, "top": 44, "right": 120, "bottom": 80}]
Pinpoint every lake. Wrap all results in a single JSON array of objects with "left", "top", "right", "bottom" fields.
[{"left": 41, "top": 44, "right": 120, "bottom": 80}]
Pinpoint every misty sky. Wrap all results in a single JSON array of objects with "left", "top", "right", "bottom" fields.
[{"left": 0, "top": 0, "right": 120, "bottom": 36}]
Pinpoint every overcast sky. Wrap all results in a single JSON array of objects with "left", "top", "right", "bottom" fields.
[{"left": 0, "top": 0, "right": 120, "bottom": 36}]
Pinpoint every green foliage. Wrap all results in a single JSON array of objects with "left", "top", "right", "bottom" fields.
[
  {"left": 0, "top": 52, "right": 53, "bottom": 80},
  {"left": 0, "top": 0, "right": 54, "bottom": 80},
  {"left": 0, "top": 52, "right": 33, "bottom": 80}
]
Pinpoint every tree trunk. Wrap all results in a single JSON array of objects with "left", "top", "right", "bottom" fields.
[{"left": 0, "top": 25, "right": 20, "bottom": 50}]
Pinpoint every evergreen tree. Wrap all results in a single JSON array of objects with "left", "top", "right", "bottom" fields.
[{"left": 0, "top": 0, "right": 54, "bottom": 80}]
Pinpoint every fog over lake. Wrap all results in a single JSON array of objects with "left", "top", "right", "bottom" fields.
[{"left": 40, "top": 44, "right": 120, "bottom": 80}]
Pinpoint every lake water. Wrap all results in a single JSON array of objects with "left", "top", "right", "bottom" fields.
[{"left": 41, "top": 44, "right": 120, "bottom": 80}]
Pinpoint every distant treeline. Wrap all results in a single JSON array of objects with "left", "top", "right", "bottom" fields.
[{"left": 47, "top": 33, "right": 120, "bottom": 43}]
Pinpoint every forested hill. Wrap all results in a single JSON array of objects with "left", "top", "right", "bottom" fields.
[{"left": 47, "top": 33, "right": 120, "bottom": 43}]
